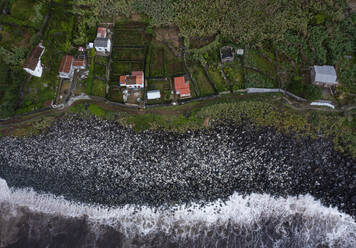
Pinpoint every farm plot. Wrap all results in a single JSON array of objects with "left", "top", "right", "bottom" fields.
[
  {"left": 244, "top": 49, "right": 277, "bottom": 88},
  {"left": 112, "top": 48, "right": 145, "bottom": 61},
  {"left": 149, "top": 44, "right": 165, "bottom": 78},
  {"left": 165, "top": 47, "right": 185, "bottom": 76},
  {"left": 208, "top": 66, "right": 229, "bottom": 92},
  {"left": 91, "top": 79, "right": 106, "bottom": 97},
  {"left": 108, "top": 87, "right": 123, "bottom": 103},
  {"left": 113, "top": 30, "right": 145, "bottom": 47},
  {"left": 94, "top": 63, "right": 106, "bottom": 79},
  {"left": 191, "top": 65, "right": 215, "bottom": 96},
  {"left": 223, "top": 61, "right": 245, "bottom": 91}
]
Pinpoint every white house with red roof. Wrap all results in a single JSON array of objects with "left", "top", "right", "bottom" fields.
[
  {"left": 23, "top": 43, "right": 45, "bottom": 77},
  {"left": 120, "top": 71, "right": 144, "bottom": 89},
  {"left": 174, "top": 76, "right": 191, "bottom": 98},
  {"left": 94, "top": 27, "right": 111, "bottom": 53},
  {"left": 58, "top": 55, "right": 74, "bottom": 79}
]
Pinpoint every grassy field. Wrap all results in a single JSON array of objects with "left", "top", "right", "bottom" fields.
[
  {"left": 113, "top": 30, "right": 145, "bottom": 46},
  {"left": 191, "top": 65, "right": 215, "bottom": 96},
  {"left": 223, "top": 60, "right": 244, "bottom": 91},
  {"left": 92, "top": 79, "right": 106, "bottom": 97},
  {"left": 112, "top": 48, "right": 145, "bottom": 61},
  {"left": 107, "top": 87, "right": 123, "bottom": 102},
  {"left": 94, "top": 63, "right": 106, "bottom": 79},
  {"left": 165, "top": 46, "right": 185, "bottom": 76},
  {"left": 149, "top": 44, "right": 165, "bottom": 77},
  {"left": 16, "top": 70, "right": 58, "bottom": 114},
  {"left": 208, "top": 66, "right": 229, "bottom": 92}
]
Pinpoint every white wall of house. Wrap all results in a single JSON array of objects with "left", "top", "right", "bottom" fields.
[
  {"left": 24, "top": 60, "right": 43, "bottom": 77},
  {"left": 107, "top": 39, "right": 111, "bottom": 52},
  {"left": 59, "top": 67, "right": 74, "bottom": 79}
]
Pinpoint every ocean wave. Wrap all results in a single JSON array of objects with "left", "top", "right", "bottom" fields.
[{"left": 1, "top": 178, "right": 355, "bottom": 248}]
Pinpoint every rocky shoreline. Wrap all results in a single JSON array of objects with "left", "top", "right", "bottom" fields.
[{"left": 0, "top": 114, "right": 355, "bottom": 216}]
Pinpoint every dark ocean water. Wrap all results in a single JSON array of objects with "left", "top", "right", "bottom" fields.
[{"left": 0, "top": 178, "right": 356, "bottom": 248}]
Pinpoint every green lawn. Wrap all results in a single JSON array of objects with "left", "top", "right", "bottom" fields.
[
  {"left": 112, "top": 48, "right": 145, "bottom": 61},
  {"left": 94, "top": 64, "right": 106, "bottom": 79},
  {"left": 149, "top": 44, "right": 165, "bottom": 77},
  {"left": 113, "top": 31, "right": 145, "bottom": 46},
  {"left": 191, "top": 65, "right": 215, "bottom": 96},
  {"left": 165, "top": 47, "right": 185, "bottom": 76},
  {"left": 223, "top": 61, "right": 244, "bottom": 91},
  {"left": 16, "top": 71, "right": 58, "bottom": 114},
  {"left": 10, "top": 0, "right": 43, "bottom": 25},
  {"left": 92, "top": 79, "right": 106, "bottom": 97},
  {"left": 245, "top": 69, "right": 276, "bottom": 88},
  {"left": 208, "top": 66, "right": 229, "bottom": 92},
  {"left": 108, "top": 87, "right": 123, "bottom": 102},
  {"left": 0, "top": 24, "right": 34, "bottom": 49}
]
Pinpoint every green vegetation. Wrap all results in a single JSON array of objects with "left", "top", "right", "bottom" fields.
[
  {"left": 190, "top": 65, "right": 215, "bottom": 96},
  {"left": 208, "top": 66, "right": 228, "bottom": 92},
  {"left": 86, "top": 49, "right": 95, "bottom": 94},
  {"left": 112, "top": 48, "right": 145, "bottom": 61},
  {"left": 149, "top": 42, "right": 165, "bottom": 77},
  {"left": 92, "top": 79, "right": 106, "bottom": 97}
]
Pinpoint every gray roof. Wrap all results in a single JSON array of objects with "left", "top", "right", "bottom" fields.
[
  {"left": 94, "top": 37, "right": 109, "bottom": 47},
  {"left": 313, "top": 65, "right": 337, "bottom": 84}
]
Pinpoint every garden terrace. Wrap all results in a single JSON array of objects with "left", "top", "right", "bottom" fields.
[
  {"left": 111, "top": 47, "right": 145, "bottom": 62},
  {"left": 190, "top": 64, "right": 216, "bottom": 97}
]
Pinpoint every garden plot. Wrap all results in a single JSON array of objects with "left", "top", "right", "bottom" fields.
[
  {"left": 91, "top": 79, "right": 106, "bottom": 97},
  {"left": 191, "top": 65, "right": 215, "bottom": 96},
  {"left": 113, "top": 30, "right": 145, "bottom": 47},
  {"left": 223, "top": 60, "right": 245, "bottom": 91},
  {"left": 244, "top": 50, "right": 277, "bottom": 88},
  {"left": 108, "top": 87, "right": 123, "bottom": 103},
  {"left": 208, "top": 66, "right": 229, "bottom": 92},
  {"left": 17, "top": 73, "right": 57, "bottom": 114},
  {"left": 112, "top": 48, "right": 145, "bottom": 61},
  {"left": 165, "top": 46, "right": 185, "bottom": 76},
  {"left": 94, "top": 63, "right": 106, "bottom": 79},
  {"left": 149, "top": 45, "right": 165, "bottom": 78},
  {"left": 0, "top": 25, "right": 34, "bottom": 49}
]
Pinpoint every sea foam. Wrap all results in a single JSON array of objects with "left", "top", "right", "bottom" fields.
[{"left": 0, "top": 178, "right": 355, "bottom": 247}]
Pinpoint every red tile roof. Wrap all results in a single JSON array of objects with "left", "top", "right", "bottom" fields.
[
  {"left": 24, "top": 45, "right": 44, "bottom": 70},
  {"left": 131, "top": 71, "right": 143, "bottom": 85},
  {"left": 73, "top": 58, "right": 85, "bottom": 67},
  {"left": 97, "top": 27, "right": 107, "bottom": 38},
  {"left": 120, "top": 75, "right": 127, "bottom": 85},
  {"left": 59, "top": 55, "right": 74, "bottom": 73},
  {"left": 120, "top": 71, "right": 144, "bottom": 86},
  {"left": 174, "top": 76, "right": 191, "bottom": 96}
]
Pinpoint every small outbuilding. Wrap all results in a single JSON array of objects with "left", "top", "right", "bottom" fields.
[
  {"left": 147, "top": 90, "right": 161, "bottom": 100},
  {"left": 220, "top": 46, "right": 234, "bottom": 63},
  {"left": 311, "top": 65, "right": 338, "bottom": 87}
]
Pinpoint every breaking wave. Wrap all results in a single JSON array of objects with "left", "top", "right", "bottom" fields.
[{"left": 0, "top": 178, "right": 355, "bottom": 248}]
